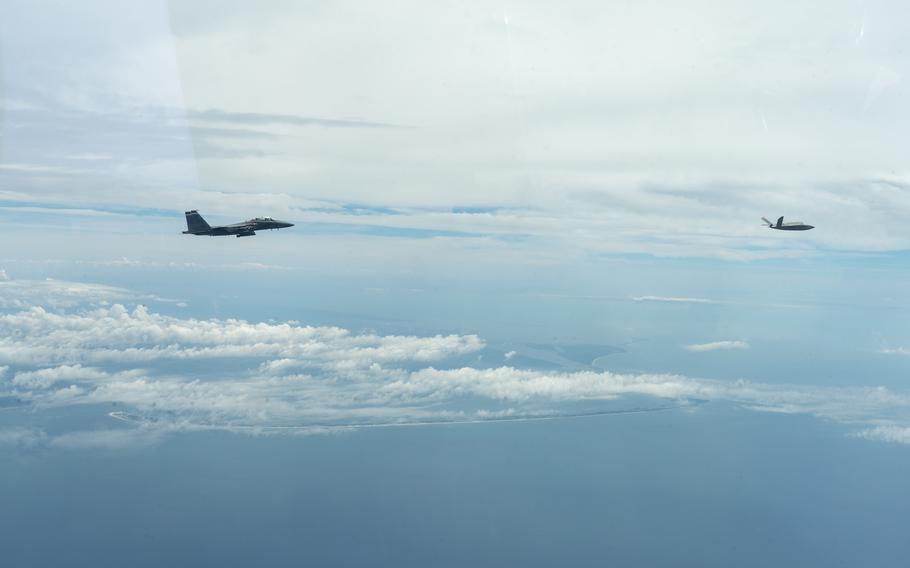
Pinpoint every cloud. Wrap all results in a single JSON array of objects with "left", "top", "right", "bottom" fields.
[
  {"left": 11, "top": 257, "right": 300, "bottom": 272},
  {"left": 0, "top": 428, "right": 47, "bottom": 449},
  {"left": 0, "top": 304, "right": 483, "bottom": 367},
  {"left": 880, "top": 347, "right": 910, "bottom": 356},
  {"left": 0, "top": 163, "right": 83, "bottom": 175},
  {"left": 0, "top": 427, "right": 160, "bottom": 451},
  {"left": 0, "top": 278, "right": 177, "bottom": 310},
  {"left": 851, "top": 425, "right": 910, "bottom": 445},
  {"left": 47, "top": 429, "right": 162, "bottom": 451},
  {"left": 65, "top": 153, "right": 113, "bottom": 161},
  {"left": 188, "top": 108, "right": 403, "bottom": 130},
  {"left": 0, "top": 276, "right": 907, "bottom": 448},
  {"left": 685, "top": 341, "right": 750, "bottom": 352},
  {"left": 631, "top": 296, "right": 718, "bottom": 304},
  {"left": 0, "top": 299, "right": 908, "bottom": 446},
  {"left": 12, "top": 365, "right": 146, "bottom": 390},
  {"left": 187, "top": 125, "right": 282, "bottom": 140}
]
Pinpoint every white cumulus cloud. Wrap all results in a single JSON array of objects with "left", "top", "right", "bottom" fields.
[
  {"left": 0, "top": 304, "right": 483, "bottom": 367},
  {"left": 0, "top": 296, "right": 908, "bottom": 448},
  {"left": 850, "top": 425, "right": 910, "bottom": 445}
]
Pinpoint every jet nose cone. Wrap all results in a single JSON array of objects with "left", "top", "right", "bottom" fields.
[{"left": 281, "top": 221, "right": 294, "bottom": 228}]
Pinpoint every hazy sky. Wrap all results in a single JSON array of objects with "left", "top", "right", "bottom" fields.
[
  {"left": 3, "top": 0, "right": 910, "bottom": 261},
  {"left": 3, "top": 3, "right": 910, "bottom": 566}
]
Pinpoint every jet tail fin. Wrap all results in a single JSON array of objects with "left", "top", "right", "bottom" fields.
[
  {"left": 184, "top": 210, "right": 211, "bottom": 233},
  {"left": 776, "top": 216, "right": 784, "bottom": 228},
  {"left": 761, "top": 217, "right": 772, "bottom": 226}
]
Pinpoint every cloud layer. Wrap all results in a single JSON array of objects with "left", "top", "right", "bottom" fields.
[
  {"left": 1, "top": 299, "right": 910, "bottom": 446},
  {"left": 0, "top": 304, "right": 481, "bottom": 368},
  {"left": 0, "top": 277, "right": 152, "bottom": 310}
]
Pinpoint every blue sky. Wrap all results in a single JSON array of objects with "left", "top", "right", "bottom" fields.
[{"left": 3, "top": 1, "right": 910, "bottom": 566}]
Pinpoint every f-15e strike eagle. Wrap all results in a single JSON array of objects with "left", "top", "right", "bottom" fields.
[
  {"left": 762, "top": 216, "right": 814, "bottom": 231},
  {"left": 182, "top": 210, "right": 294, "bottom": 237}
]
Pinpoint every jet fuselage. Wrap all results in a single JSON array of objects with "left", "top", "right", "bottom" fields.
[
  {"left": 771, "top": 223, "right": 814, "bottom": 231},
  {"left": 182, "top": 210, "right": 294, "bottom": 237}
]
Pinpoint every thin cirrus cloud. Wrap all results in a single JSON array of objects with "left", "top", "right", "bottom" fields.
[
  {"left": 187, "top": 109, "right": 405, "bottom": 130},
  {"left": 1, "top": 289, "right": 910, "bottom": 446},
  {"left": 631, "top": 296, "right": 718, "bottom": 304},
  {"left": 3, "top": 258, "right": 299, "bottom": 272},
  {"left": 0, "top": 428, "right": 47, "bottom": 449},
  {"left": 0, "top": 427, "right": 161, "bottom": 452},
  {"left": 685, "top": 341, "right": 751, "bottom": 352},
  {"left": 0, "top": 276, "right": 177, "bottom": 310}
]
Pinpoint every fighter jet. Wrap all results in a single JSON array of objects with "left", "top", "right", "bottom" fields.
[
  {"left": 762, "top": 216, "right": 814, "bottom": 231},
  {"left": 182, "top": 210, "right": 294, "bottom": 238}
]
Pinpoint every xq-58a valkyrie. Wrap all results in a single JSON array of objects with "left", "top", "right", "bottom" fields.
[
  {"left": 182, "top": 210, "right": 294, "bottom": 238},
  {"left": 762, "top": 216, "right": 814, "bottom": 231}
]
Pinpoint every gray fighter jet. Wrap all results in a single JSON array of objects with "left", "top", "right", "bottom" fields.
[
  {"left": 762, "top": 216, "right": 814, "bottom": 231},
  {"left": 182, "top": 210, "right": 294, "bottom": 238}
]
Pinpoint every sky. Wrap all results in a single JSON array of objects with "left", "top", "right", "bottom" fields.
[{"left": 3, "top": 1, "right": 910, "bottom": 566}]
